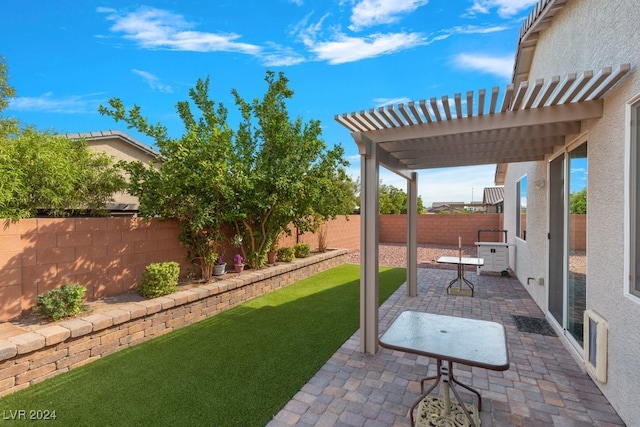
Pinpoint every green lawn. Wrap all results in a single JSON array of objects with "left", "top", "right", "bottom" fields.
[{"left": 0, "top": 265, "right": 406, "bottom": 426}]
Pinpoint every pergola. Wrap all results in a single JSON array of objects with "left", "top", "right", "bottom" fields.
[{"left": 334, "top": 63, "right": 631, "bottom": 354}]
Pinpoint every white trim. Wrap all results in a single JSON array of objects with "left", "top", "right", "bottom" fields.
[
  {"left": 565, "top": 136, "right": 589, "bottom": 355},
  {"left": 566, "top": 130, "right": 589, "bottom": 152},
  {"left": 624, "top": 93, "right": 640, "bottom": 302}
]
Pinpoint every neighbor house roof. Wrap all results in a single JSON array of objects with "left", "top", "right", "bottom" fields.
[
  {"left": 66, "top": 130, "right": 160, "bottom": 213},
  {"left": 67, "top": 130, "right": 160, "bottom": 159}
]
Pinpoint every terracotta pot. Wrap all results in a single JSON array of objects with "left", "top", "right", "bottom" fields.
[
  {"left": 234, "top": 264, "right": 244, "bottom": 273},
  {"left": 267, "top": 251, "right": 277, "bottom": 264}
]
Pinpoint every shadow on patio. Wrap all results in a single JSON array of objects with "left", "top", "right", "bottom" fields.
[{"left": 269, "top": 267, "right": 625, "bottom": 427}]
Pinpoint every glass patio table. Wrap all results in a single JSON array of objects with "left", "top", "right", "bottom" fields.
[
  {"left": 437, "top": 256, "right": 484, "bottom": 296},
  {"left": 379, "top": 310, "right": 509, "bottom": 426}
]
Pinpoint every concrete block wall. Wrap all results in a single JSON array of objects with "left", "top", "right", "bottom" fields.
[
  {"left": 379, "top": 214, "right": 505, "bottom": 245},
  {"left": 0, "top": 214, "right": 505, "bottom": 322},
  {"left": 277, "top": 216, "right": 361, "bottom": 251},
  {"left": 0, "top": 249, "right": 348, "bottom": 397},
  {"left": 0, "top": 218, "right": 189, "bottom": 322},
  {"left": 569, "top": 214, "right": 586, "bottom": 251}
]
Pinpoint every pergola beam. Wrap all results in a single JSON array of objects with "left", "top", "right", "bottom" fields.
[
  {"left": 379, "top": 123, "right": 579, "bottom": 152},
  {"left": 361, "top": 100, "right": 603, "bottom": 144},
  {"left": 394, "top": 143, "right": 557, "bottom": 162}
]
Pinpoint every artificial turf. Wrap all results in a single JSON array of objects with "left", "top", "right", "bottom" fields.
[{"left": 0, "top": 264, "right": 406, "bottom": 426}]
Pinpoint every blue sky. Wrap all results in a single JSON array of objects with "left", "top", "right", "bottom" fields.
[{"left": 2, "top": 0, "right": 538, "bottom": 206}]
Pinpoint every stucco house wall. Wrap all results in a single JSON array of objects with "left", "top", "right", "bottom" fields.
[
  {"left": 503, "top": 161, "right": 548, "bottom": 310},
  {"left": 69, "top": 131, "right": 159, "bottom": 212},
  {"left": 502, "top": 0, "right": 640, "bottom": 423}
]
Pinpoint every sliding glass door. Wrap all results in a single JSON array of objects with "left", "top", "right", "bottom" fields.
[
  {"left": 548, "top": 142, "right": 588, "bottom": 348},
  {"left": 567, "top": 143, "right": 587, "bottom": 345}
]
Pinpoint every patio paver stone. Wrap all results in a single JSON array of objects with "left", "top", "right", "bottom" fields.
[{"left": 267, "top": 267, "right": 626, "bottom": 427}]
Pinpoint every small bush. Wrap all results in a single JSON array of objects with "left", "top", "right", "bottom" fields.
[
  {"left": 138, "top": 262, "right": 180, "bottom": 298},
  {"left": 33, "top": 283, "right": 87, "bottom": 321},
  {"left": 277, "top": 247, "right": 295, "bottom": 262},
  {"left": 294, "top": 243, "right": 311, "bottom": 258}
]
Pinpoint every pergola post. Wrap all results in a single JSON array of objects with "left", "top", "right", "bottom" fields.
[
  {"left": 354, "top": 133, "right": 379, "bottom": 354},
  {"left": 407, "top": 172, "right": 418, "bottom": 296}
]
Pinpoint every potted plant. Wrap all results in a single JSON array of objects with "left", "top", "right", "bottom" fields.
[
  {"left": 233, "top": 253, "right": 245, "bottom": 273},
  {"left": 267, "top": 249, "right": 278, "bottom": 264},
  {"left": 267, "top": 235, "right": 279, "bottom": 264},
  {"left": 213, "top": 255, "right": 226, "bottom": 276}
]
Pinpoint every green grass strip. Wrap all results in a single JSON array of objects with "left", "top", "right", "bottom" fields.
[{"left": 0, "top": 265, "right": 405, "bottom": 426}]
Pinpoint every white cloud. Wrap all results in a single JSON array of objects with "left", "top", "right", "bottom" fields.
[
  {"left": 261, "top": 43, "right": 307, "bottom": 67},
  {"left": 424, "top": 23, "right": 510, "bottom": 46},
  {"left": 447, "top": 24, "right": 510, "bottom": 36},
  {"left": 467, "top": 0, "right": 538, "bottom": 18},
  {"left": 295, "top": 18, "right": 508, "bottom": 65},
  {"left": 373, "top": 97, "right": 412, "bottom": 107},
  {"left": 132, "top": 69, "right": 173, "bottom": 93},
  {"left": 8, "top": 92, "right": 103, "bottom": 114},
  {"left": 292, "top": 13, "right": 331, "bottom": 46},
  {"left": 98, "top": 6, "right": 261, "bottom": 55},
  {"left": 309, "top": 32, "right": 425, "bottom": 64},
  {"left": 349, "top": 0, "right": 429, "bottom": 31},
  {"left": 452, "top": 53, "right": 514, "bottom": 79}
]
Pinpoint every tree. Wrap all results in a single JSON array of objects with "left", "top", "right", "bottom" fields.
[
  {"left": 569, "top": 187, "right": 587, "bottom": 214},
  {"left": 0, "top": 58, "right": 124, "bottom": 220},
  {"left": 100, "top": 71, "right": 355, "bottom": 273},
  {"left": 99, "top": 78, "right": 233, "bottom": 281},
  {"left": 228, "top": 71, "right": 354, "bottom": 267},
  {"left": 378, "top": 184, "right": 426, "bottom": 214},
  {"left": 0, "top": 56, "right": 17, "bottom": 136},
  {"left": 0, "top": 128, "right": 126, "bottom": 219}
]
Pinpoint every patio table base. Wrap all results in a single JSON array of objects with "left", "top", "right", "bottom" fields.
[
  {"left": 415, "top": 396, "right": 480, "bottom": 427},
  {"left": 447, "top": 283, "right": 474, "bottom": 297}
]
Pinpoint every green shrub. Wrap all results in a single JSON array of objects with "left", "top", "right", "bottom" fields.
[
  {"left": 294, "top": 243, "right": 311, "bottom": 258},
  {"left": 138, "top": 262, "right": 180, "bottom": 298},
  {"left": 33, "top": 283, "right": 87, "bottom": 321},
  {"left": 277, "top": 247, "right": 295, "bottom": 262}
]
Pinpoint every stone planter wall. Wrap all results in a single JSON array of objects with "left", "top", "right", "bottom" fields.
[{"left": 0, "top": 249, "right": 348, "bottom": 397}]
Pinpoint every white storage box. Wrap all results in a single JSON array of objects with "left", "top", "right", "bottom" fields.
[
  {"left": 475, "top": 229, "right": 511, "bottom": 275},
  {"left": 475, "top": 242, "right": 510, "bottom": 275}
]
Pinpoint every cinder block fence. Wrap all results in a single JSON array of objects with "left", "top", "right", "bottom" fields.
[{"left": 0, "top": 214, "right": 504, "bottom": 322}]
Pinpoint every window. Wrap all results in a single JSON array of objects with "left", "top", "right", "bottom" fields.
[
  {"left": 630, "top": 98, "right": 640, "bottom": 297},
  {"left": 516, "top": 175, "right": 527, "bottom": 240}
]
